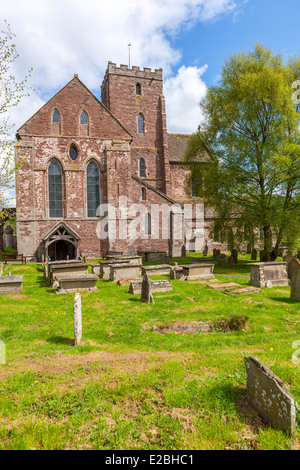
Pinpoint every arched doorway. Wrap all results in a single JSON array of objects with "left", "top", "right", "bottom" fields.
[
  {"left": 43, "top": 222, "right": 80, "bottom": 262},
  {"left": 48, "top": 240, "right": 76, "bottom": 261}
]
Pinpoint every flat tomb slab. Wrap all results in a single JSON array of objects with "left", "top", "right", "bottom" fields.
[
  {"left": 106, "top": 255, "right": 142, "bottom": 266},
  {"left": 141, "top": 265, "right": 171, "bottom": 276},
  {"left": 153, "top": 323, "right": 210, "bottom": 333},
  {"left": 181, "top": 263, "right": 215, "bottom": 280},
  {"left": 109, "top": 264, "right": 142, "bottom": 282},
  {"left": 129, "top": 279, "right": 173, "bottom": 295},
  {"left": 223, "top": 286, "right": 262, "bottom": 295},
  {"left": 0, "top": 276, "right": 23, "bottom": 294},
  {"left": 55, "top": 274, "right": 98, "bottom": 294},
  {"left": 209, "top": 282, "right": 240, "bottom": 290}
]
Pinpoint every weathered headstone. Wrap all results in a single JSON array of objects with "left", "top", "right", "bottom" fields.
[
  {"left": 141, "top": 274, "right": 152, "bottom": 303},
  {"left": 74, "top": 293, "right": 82, "bottom": 346},
  {"left": 231, "top": 249, "right": 238, "bottom": 264},
  {"left": 227, "top": 255, "right": 235, "bottom": 269},
  {"left": 43, "top": 264, "right": 48, "bottom": 279},
  {"left": 251, "top": 249, "right": 257, "bottom": 261},
  {"left": 213, "top": 249, "right": 220, "bottom": 259},
  {"left": 181, "top": 245, "right": 186, "bottom": 257},
  {"left": 260, "top": 250, "right": 269, "bottom": 262},
  {"left": 203, "top": 242, "right": 208, "bottom": 257},
  {"left": 290, "top": 262, "right": 300, "bottom": 302},
  {"left": 245, "top": 356, "right": 297, "bottom": 434},
  {"left": 218, "top": 253, "right": 226, "bottom": 267},
  {"left": 287, "top": 258, "right": 300, "bottom": 283}
]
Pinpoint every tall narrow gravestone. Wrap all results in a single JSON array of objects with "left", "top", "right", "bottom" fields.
[
  {"left": 74, "top": 293, "right": 82, "bottom": 346},
  {"left": 141, "top": 274, "right": 154, "bottom": 303}
]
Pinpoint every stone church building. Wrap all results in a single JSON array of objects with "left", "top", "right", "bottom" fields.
[{"left": 15, "top": 62, "right": 218, "bottom": 261}]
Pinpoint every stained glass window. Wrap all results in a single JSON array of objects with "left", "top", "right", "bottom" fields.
[
  {"left": 139, "top": 158, "right": 145, "bottom": 178},
  {"left": 87, "top": 161, "right": 100, "bottom": 218},
  {"left": 48, "top": 160, "right": 63, "bottom": 218},
  {"left": 52, "top": 109, "right": 60, "bottom": 123},
  {"left": 80, "top": 110, "right": 88, "bottom": 125},
  {"left": 138, "top": 113, "right": 144, "bottom": 134}
]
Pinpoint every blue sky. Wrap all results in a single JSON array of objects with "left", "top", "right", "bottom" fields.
[{"left": 173, "top": 0, "right": 300, "bottom": 86}]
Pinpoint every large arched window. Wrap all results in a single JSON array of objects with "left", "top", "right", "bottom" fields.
[
  {"left": 139, "top": 158, "right": 146, "bottom": 178},
  {"left": 87, "top": 161, "right": 100, "bottom": 217},
  {"left": 137, "top": 113, "right": 144, "bottom": 134},
  {"left": 48, "top": 160, "right": 63, "bottom": 218},
  {"left": 80, "top": 110, "right": 89, "bottom": 125},
  {"left": 52, "top": 109, "right": 60, "bottom": 123}
]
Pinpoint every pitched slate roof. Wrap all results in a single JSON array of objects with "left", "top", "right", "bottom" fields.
[{"left": 167, "top": 133, "right": 209, "bottom": 163}]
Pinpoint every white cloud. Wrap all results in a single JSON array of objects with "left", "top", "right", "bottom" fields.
[
  {"left": 164, "top": 65, "right": 208, "bottom": 134},
  {"left": 1, "top": 0, "right": 242, "bottom": 135}
]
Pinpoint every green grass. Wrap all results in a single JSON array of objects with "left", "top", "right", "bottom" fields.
[{"left": 0, "top": 254, "right": 299, "bottom": 450}]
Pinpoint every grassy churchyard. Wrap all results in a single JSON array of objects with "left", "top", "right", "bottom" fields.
[{"left": 0, "top": 253, "right": 299, "bottom": 450}]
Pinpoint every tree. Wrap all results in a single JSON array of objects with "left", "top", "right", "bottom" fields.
[
  {"left": 184, "top": 44, "right": 300, "bottom": 260},
  {"left": 0, "top": 20, "right": 32, "bottom": 212}
]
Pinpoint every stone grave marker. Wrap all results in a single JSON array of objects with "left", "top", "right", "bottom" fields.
[
  {"left": 74, "top": 293, "right": 82, "bottom": 346},
  {"left": 245, "top": 356, "right": 297, "bottom": 434},
  {"left": 141, "top": 274, "right": 154, "bottom": 303},
  {"left": 231, "top": 249, "right": 238, "bottom": 264},
  {"left": 287, "top": 258, "right": 300, "bottom": 283},
  {"left": 251, "top": 249, "right": 257, "bottom": 261},
  {"left": 218, "top": 254, "right": 226, "bottom": 267},
  {"left": 290, "top": 262, "right": 300, "bottom": 302},
  {"left": 227, "top": 255, "right": 235, "bottom": 269}
]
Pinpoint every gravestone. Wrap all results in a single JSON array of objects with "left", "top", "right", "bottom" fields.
[
  {"left": 260, "top": 250, "right": 269, "bottom": 262},
  {"left": 287, "top": 258, "right": 300, "bottom": 283},
  {"left": 203, "top": 242, "right": 208, "bottom": 257},
  {"left": 231, "top": 249, "right": 238, "bottom": 264},
  {"left": 290, "top": 262, "right": 300, "bottom": 302},
  {"left": 43, "top": 264, "right": 48, "bottom": 279},
  {"left": 227, "top": 255, "right": 235, "bottom": 269},
  {"left": 0, "top": 263, "right": 3, "bottom": 277},
  {"left": 181, "top": 245, "right": 186, "bottom": 257},
  {"left": 213, "top": 249, "right": 220, "bottom": 259},
  {"left": 251, "top": 249, "right": 257, "bottom": 261},
  {"left": 247, "top": 243, "right": 252, "bottom": 254},
  {"left": 218, "top": 254, "right": 226, "bottom": 267},
  {"left": 141, "top": 274, "right": 153, "bottom": 303},
  {"left": 73, "top": 293, "right": 82, "bottom": 346},
  {"left": 245, "top": 356, "right": 297, "bottom": 434}
]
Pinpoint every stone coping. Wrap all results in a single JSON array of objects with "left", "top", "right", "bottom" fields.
[
  {"left": 0, "top": 275, "right": 23, "bottom": 283},
  {"left": 55, "top": 274, "right": 98, "bottom": 281},
  {"left": 250, "top": 262, "right": 287, "bottom": 266}
]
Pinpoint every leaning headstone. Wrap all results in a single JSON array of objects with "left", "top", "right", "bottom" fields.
[
  {"left": 251, "top": 249, "right": 257, "bottom": 261},
  {"left": 73, "top": 293, "right": 82, "bottom": 346},
  {"left": 245, "top": 356, "right": 297, "bottom": 434},
  {"left": 227, "top": 255, "right": 235, "bottom": 269},
  {"left": 141, "top": 274, "right": 152, "bottom": 303},
  {"left": 231, "top": 249, "right": 238, "bottom": 264}
]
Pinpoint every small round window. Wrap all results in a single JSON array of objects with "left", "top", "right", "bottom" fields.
[{"left": 69, "top": 145, "right": 78, "bottom": 161}]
